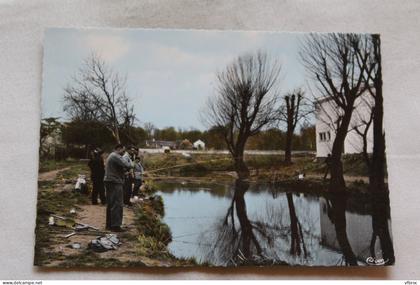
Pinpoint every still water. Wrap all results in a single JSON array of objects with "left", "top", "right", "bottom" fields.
[{"left": 156, "top": 180, "right": 394, "bottom": 266}]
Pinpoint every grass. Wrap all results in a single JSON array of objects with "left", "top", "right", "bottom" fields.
[
  {"left": 136, "top": 234, "right": 168, "bottom": 258},
  {"left": 39, "top": 159, "right": 83, "bottom": 173},
  {"left": 43, "top": 152, "right": 376, "bottom": 182},
  {"left": 303, "top": 153, "right": 386, "bottom": 177},
  {"left": 56, "top": 163, "right": 90, "bottom": 180},
  {"left": 144, "top": 153, "right": 234, "bottom": 176},
  {"left": 142, "top": 152, "right": 380, "bottom": 195},
  {"left": 131, "top": 192, "right": 186, "bottom": 261},
  {"left": 131, "top": 194, "right": 197, "bottom": 265},
  {"left": 34, "top": 188, "right": 90, "bottom": 266},
  {"left": 35, "top": 165, "right": 91, "bottom": 266},
  {"left": 144, "top": 152, "right": 316, "bottom": 180},
  {"left": 134, "top": 198, "right": 171, "bottom": 244}
]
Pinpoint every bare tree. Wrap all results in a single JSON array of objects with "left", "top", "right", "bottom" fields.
[
  {"left": 300, "top": 33, "right": 374, "bottom": 190},
  {"left": 63, "top": 53, "right": 136, "bottom": 143},
  {"left": 204, "top": 51, "right": 281, "bottom": 179},
  {"left": 277, "top": 88, "right": 312, "bottom": 164}
]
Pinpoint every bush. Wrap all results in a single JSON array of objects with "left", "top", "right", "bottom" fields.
[{"left": 135, "top": 197, "right": 172, "bottom": 244}]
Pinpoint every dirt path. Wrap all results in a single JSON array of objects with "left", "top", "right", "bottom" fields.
[
  {"left": 38, "top": 167, "right": 71, "bottom": 181},
  {"left": 48, "top": 202, "right": 171, "bottom": 267},
  {"left": 65, "top": 205, "right": 139, "bottom": 262}
]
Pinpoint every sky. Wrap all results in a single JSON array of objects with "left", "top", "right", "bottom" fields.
[{"left": 42, "top": 28, "right": 308, "bottom": 130}]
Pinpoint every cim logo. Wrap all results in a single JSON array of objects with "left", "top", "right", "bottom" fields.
[{"left": 366, "top": 256, "right": 389, "bottom": 265}]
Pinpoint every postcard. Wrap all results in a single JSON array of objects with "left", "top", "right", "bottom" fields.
[{"left": 35, "top": 28, "right": 394, "bottom": 267}]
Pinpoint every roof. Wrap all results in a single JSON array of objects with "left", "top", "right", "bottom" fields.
[{"left": 146, "top": 140, "right": 177, "bottom": 146}]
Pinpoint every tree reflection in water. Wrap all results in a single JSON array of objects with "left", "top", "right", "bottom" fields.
[
  {"left": 286, "top": 193, "right": 308, "bottom": 257},
  {"left": 196, "top": 180, "right": 394, "bottom": 266},
  {"left": 200, "top": 179, "right": 283, "bottom": 265},
  {"left": 326, "top": 192, "right": 358, "bottom": 265},
  {"left": 370, "top": 191, "right": 395, "bottom": 265},
  {"left": 325, "top": 188, "right": 395, "bottom": 266},
  {"left": 200, "top": 179, "right": 315, "bottom": 266}
]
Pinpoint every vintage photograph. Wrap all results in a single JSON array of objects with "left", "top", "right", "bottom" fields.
[{"left": 35, "top": 28, "right": 394, "bottom": 267}]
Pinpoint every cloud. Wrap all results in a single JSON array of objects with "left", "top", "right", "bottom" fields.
[{"left": 83, "top": 33, "right": 130, "bottom": 63}]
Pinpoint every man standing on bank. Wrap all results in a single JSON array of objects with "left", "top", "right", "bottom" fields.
[{"left": 104, "top": 144, "right": 133, "bottom": 232}]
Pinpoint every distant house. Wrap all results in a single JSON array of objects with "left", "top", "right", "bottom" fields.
[
  {"left": 193, "top": 139, "right": 206, "bottom": 150},
  {"left": 315, "top": 94, "right": 373, "bottom": 158},
  {"left": 179, "top": 139, "right": 193, "bottom": 150},
  {"left": 145, "top": 139, "right": 177, "bottom": 149}
]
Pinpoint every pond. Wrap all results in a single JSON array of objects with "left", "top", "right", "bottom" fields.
[{"left": 156, "top": 180, "right": 394, "bottom": 266}]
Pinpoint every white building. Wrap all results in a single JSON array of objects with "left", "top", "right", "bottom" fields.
[
  {"left": 315, "top": 94, "right": 374, "bottom": 157},
  {"left": 193, "top": 139, "right": 206, "bottom": 150}
]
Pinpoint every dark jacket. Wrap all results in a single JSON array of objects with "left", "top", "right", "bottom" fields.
[{"left": 88, "top": 155, "right": 105, "bottom": 180}]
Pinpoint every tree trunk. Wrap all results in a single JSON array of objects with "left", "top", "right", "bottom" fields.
[
  {"left": 329, "top": 106, "right": 354, "bottom": 191},
  {"left": 285, "top": 128, "right": 293, "bottom": 164},
  {"left": 85, "top": 144, "right": 90, "bottom": 159},
  {"left": 370, "top": 192, "right": 395, "bottom": 264},
  {"left": 370, "top": 35, "right": 386, "bottom": 193},
  {"left": 287, "top": 193, "right": 303, "bottom": 256},
  {"left": 234, "top": 154, "right": 249, "bottom": 179},
  {"left": 233, "top": 140, "right": 250, "bottom": 179},
  {"left": 369, "top": 96, "right": 385, "bottom": 191},
  {"left": 361, "top": 131, "right": 371, "bottom": 173},
  {"left": 234, "top": 180, "right": 253, "bottom": 258}
]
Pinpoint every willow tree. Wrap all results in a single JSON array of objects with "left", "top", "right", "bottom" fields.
[
  {"left": 277, "top": 88, "right": 312, "bottom": 164},
  {"left": 204, "top": 52, "right": 281, "bottom": 179}
]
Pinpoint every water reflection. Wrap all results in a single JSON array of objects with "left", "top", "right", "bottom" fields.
[
  {"left": 370, "top": 192, "right": 395, "bottom": 265},
  {"left": 286, "top": 192, "right": 308, "bottom": 258},
  {"left": 205, "top": 179, "right": 276, "bottom": 265},
  {"left": 325, "top": 193, "right": 358, "bottom": 265},
  {"left": 156, "top": 180, "right": 394, "bottom": 266}
]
